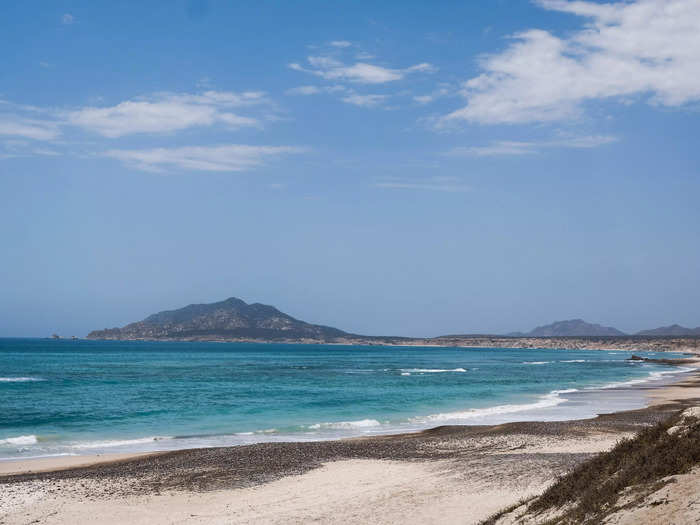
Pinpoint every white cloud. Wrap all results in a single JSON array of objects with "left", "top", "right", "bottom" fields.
[
  {"left": 66, "top": 91, "right": 265, "bottom": 137},
  {"left": 103, "top": 144, "right": 305, "bottom": 173},
  {"left": 373, "top": 176, "right": 470, "bottom": 192},
  {"left": 285, "top": 85, "right": 349, "bottom": 97},
  {"left": 444, "top": 0, "right": 700, "bottom": 125},
  {"left": 413, "top": 87, "right": 451, "bottom": 105},
  {"left": 290, "top": 56, "right": 436, "bottom": 84},
  {"left": 285, "top": 85, "right": 322, "bottom": 96},
  {"left": 450, "top": 141, "right": 540, "bottom": 157},
  {"left": 62, "top": 13, "right": 74, "bottom": 25},
  {"left": 0, "top": 139, "right": 62, "bottom": 159},
  {"left": 413, "top": 95, "right": 435, "bottom": 105},
  {"left": 448, "top": 135, "right": 618, "bottom": 156},
  {"left": 0, "top": 118, "right": 61, "bottom": 141},
  {"left": 341, "top": 94, "right": 387, "bottom": 107},
  {"left": 31, "top": 148, "right": 61, "bottom": 156},
  {"left": 330, "top": 40, "right": 352, "bottom": 48}
]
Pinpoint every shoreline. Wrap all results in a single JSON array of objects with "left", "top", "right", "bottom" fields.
[
  {"left": 0, "top": 365, "right": 697, "bottom": 479},
  {"left": 2, "top": 357, "right": 699, "bottom": 524},
  {"left": 0, "top": 452, "right": 159, "bottom": 476},
  {"left": 79, "top": 334, "right": 700, "bottom": 353},
  {"left": 1, "top": 354, "right": 697, "bottom": 476}
]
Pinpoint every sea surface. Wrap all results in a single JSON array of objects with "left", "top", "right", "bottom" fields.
[{"left": 0, "top": 338, "right": 695, "bottom": 460}]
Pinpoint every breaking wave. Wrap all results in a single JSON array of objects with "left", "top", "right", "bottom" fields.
[
  {"left": 411, "top": 389, "right": 578, "bottom": 424},
  {"left": 0, "top": 435, "right": 38, "bottom": 446},
  {"left": 398, "top": 368, "right": 468, "bottom": 373},
  {"left": 308, "top": 419, "right": 381, "bottom": 430}
]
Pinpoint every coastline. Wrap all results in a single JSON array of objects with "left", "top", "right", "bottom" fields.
[
  {"left": 1, "top": 350, "right": 695, "bottom": 463},
  {"left": 2, "top": 358, "right": 699, "bottom": 524},
  {"left": 82, "top": 334, "right": 700, "bottom": 354}
]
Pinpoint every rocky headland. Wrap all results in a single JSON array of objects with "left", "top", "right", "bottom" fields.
[{"left": 87, "top": 297, "right": 700, "bottom": 353}]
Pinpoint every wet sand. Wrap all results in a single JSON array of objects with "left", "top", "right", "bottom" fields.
[
  {"left": 0, "top": 452, "right": 156, "bottom": 476},
  {"left": 2, "top": 363, "right": 699, "bottom": 524}
]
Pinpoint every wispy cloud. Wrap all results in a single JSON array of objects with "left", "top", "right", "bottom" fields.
[
  {"left": 0, "top": 118, "right": 61, "bottom": 141},
  {"left": 288, "top": 45, "right": 436, "bottom": 110},
  {"left": 447, "top": 135, "right": 619, "bottom": 157},
  {"left": 285, "top": 85, "right": 323, "bottom": 96},
  {"left": 0, "top": 99, "right": 63, "bottom": 141},
  {"left": 103, "top": 144, "right": 305, "bottom": 173},
  {"left": 65, "top": 91, "right": 266, "bottom": 137},
  {"left": 0, "top": 139, "right": 62, "bottom": 159},
  {"left": 285, "top": 84, "right": 387, "bottom": 107},
  {"left": 341, "top": 93, "right": 388, "bottom": 108},
  {"left": 61, "top": 13, "right": 74, "bottom": 25},
  {"left": 413, "top": 86, "right": 451, "bottom": 105},
  {"left": 285, "top": 85, "right": 349, "bottom": 96},
  {"left": 373, "top": 176, "right": 470, "bottom": 192},
  {"left": 0, "top": 91, "right": 270, "bottom": 142},
  {"left": 355, "top": 51, "right": 375, "bottom": 60},
  {"left": 442, "top": 0, "right": 700, "bottom": 125},
  {"left": 289, "top": 56, "right": 436, "bottom": 84}
]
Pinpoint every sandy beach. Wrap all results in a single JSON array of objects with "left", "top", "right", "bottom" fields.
[{"left": 2, "top": 360, "right": 699, "bottom": 525}]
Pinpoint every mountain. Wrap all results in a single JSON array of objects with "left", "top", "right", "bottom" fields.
[
  {"left": 87, "top": 297, "right": 348, "bottom": 341},
  {"left": 510, "top": 319, "right": 626, "bottom": 337},
  {"left": 636, "top": 324, "right": 700, "bottom": 336}
]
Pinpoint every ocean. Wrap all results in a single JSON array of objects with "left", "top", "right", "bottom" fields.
[{"left": 0, "top": 338, "right": 694, "bottom": 460}]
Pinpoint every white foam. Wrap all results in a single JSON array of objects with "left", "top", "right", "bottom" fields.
[
  {"left": 592, "top": 366, "right": 696, "bottom": 390},
  {"left": 71, "top": 436, "right": 173, "bottom": 449},
  {"left": 0, "top": 377, "right": 44, "bottom": 382},
  {"left": 412, "top": 389, "right": 576, "bottom": 424},
  {"left": 399, "top": 368, "right": 467, "bottom": 373},
  {"left": 401, "top": 372, "right": 411, "bottom": 376},
  {"left": 0, "top": 453, "right": 77, "bottom": 462},
  {"left": 561, "top": 359, "right": 586, "bottom": 363},
  {"left": 523, "top": 361, "right": 550, "bottom": 365},
  {"left": 308, "top": 419, "right": 381, "bottom": 430},
  {"left": 1, "top": 435, "right": 38, "bottom": 446}
]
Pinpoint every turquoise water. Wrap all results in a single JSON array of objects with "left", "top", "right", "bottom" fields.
[{"left": 0, "top": 338, "right": 694, "bottom": 459}]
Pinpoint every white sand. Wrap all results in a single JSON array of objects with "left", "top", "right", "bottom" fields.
[
  {"left": 0, "top": 459, "right": 545, "bottom": 525},
  {"left": 603, "top": 466, "right": 700, "bottom": 525}
]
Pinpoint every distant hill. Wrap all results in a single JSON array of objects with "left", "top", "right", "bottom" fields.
[
  {"left": 636, "top": 324, "right": 700, "bottom": 336},
  {"left": 87, "top": 297, "right": 348, "bottom": 341},
  {"left": 509, "top": 319, "right": 626, "bottom": 337}
]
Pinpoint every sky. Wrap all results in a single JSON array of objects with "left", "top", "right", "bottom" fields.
[{"left": 1, "top": 0, "right": 699, "bottom": 338}]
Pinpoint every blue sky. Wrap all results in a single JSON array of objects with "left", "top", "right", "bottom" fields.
[{"left": 1, "top": 0, "right": 699, "bottom": 337}]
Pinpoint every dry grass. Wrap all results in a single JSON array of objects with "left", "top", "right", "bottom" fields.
[
  {"left": 520, "top": 412, "right": 700, "bottom": 524},
  {"left": 479, "top": 497, "right": 533, "bottom": 525}
]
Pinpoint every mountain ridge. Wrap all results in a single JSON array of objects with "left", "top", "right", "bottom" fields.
[
  {"left": 87, "top": 297, "right": 348, "bottom": 341},
  {"left": 87, "top": 299, "right": 700, "bottom": 343},
  {"left": 507, "top": 319, "right": 626, "bottom": 337},
  {"left": 635, "top": 324, "right": 700, "bottom": 336}
]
